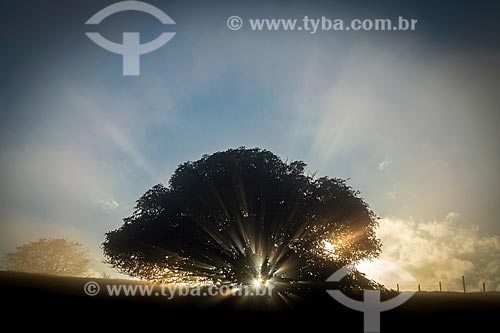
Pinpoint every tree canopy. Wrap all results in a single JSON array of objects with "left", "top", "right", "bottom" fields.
[
  {"left": 103, "top": 148, "right": 381, "bottom": 288},
  {"left": 4, "top": 238, "right": 91, "bottom": 277}
]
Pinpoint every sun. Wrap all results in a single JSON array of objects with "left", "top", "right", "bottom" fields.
[{"left": 252, "top": 275, "right": 269, "bottom": 287}]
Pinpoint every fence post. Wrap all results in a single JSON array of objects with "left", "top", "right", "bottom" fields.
[
  {"left": 439, "top": 281, "right": 442, "bottom": 292},
  {"left": 397, "top": 283, "right": 399, "bottom": 292},
  {"left": 483, "top": 282, "right": 486, "bottom": 293},
  {"left": 418, "top": 283, "right": 421, "bottom": 292},
  {"left": 462, "top": 276, "right": 466, "bottom": 293}
]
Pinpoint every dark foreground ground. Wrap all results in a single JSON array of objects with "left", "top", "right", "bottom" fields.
[{"left": 1, "top": 271, "right": 498, "bottom": 331}]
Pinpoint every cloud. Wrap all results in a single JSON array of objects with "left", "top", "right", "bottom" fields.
[
  {"left": 95, "top": 198, "right": 120, "bottom": 211},
  {"left": 359, "top": 213, "right": 500, "bottom": 291},
  {"left": 378, "top": 159, "right": 393, "bottom": 171},
  {"left": 387, "top": 191, "right": 396, "bottom": 200},
  {"left": 445, "top": 211, "right": 460, "bottom": 221}
]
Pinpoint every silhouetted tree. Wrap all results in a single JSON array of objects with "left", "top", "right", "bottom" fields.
[
  {"left": 4, "top": 238, "right": 91, "bottom": 276},
  {"left": 103, "top": 148, "right": 381, "bottom": 289}
]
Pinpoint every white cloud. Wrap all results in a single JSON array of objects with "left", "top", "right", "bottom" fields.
[
  {"left": 359, "top": 213, "right": 500, "bottom": 291},
  {"left": 445, "top": 211, "right": 460, "bottom": 222},
  {"left": 387, "top": 191, "right": 396, "bottom": 200},
  {"left": 378, "top": 159, "right": 393, "bottom": 171},
  {"left": 95, "top": 198, "right": 120, "bottom": 211}
]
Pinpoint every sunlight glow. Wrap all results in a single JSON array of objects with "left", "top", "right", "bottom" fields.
[
  {"left": 356, "top": 260, "right": 379, "bottom": 279},
  {"left": 323, "top": 240, "right": 336, "bottom": 252},
  {"left": 355, "top": 259, "right": 416, "bottom": 290},
  {"left": 322, "top": 239, "right": 342, "bottom": 259},
  {"left": 253, "top": 275, "right": 270, "bottom": 287},
  {"left": 253, "top": 278, "right": 262, "bottom": 287}
]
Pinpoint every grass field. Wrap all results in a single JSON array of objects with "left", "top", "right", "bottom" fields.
[{"left": 1, "top": 271, "right": 498, "bottom": 331}]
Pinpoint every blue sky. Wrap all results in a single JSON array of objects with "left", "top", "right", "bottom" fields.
[{"left": 1, "top": 0, "right": 499, "bottom": 286}]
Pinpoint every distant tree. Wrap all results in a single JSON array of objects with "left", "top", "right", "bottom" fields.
[
  {"left": 4, "top": 238, "right": 91, "bottom": 277},
  {"left": 103, "top": 148, "right": 381, "bottom": 289}
]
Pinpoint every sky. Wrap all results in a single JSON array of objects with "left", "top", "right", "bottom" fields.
[{"left": 0, "top": 0, "right": 499, "bottom": 289}]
